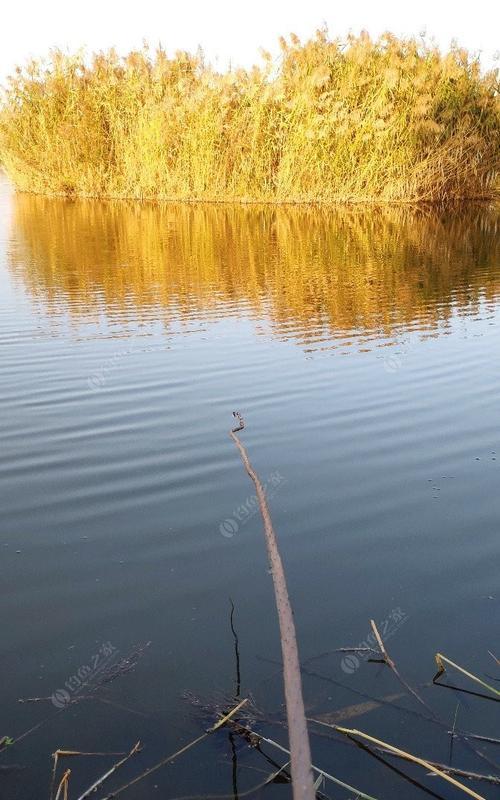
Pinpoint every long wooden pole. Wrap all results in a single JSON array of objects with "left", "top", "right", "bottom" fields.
[{"left": 229, "top": 412, "right": 315, "bottom": 800}]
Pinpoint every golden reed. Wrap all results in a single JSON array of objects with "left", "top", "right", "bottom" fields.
[{"left": 1, "top": 30, "right": 499, "bottom": 203}]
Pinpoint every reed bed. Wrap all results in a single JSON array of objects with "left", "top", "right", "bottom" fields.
[{"left": 1, "top": 31, "right": 499, "bottom": 202}]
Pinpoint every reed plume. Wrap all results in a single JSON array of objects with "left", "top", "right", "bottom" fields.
[
  {"left": 1, "top": 31, "right": 498, "bottom": 202},
  {"left": 0, "top": 31, "right": 500, "bottom": 202}
]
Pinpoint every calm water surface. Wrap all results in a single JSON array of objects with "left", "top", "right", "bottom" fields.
[{"left": 1, "top": 177, "right": 499, "bottom": 799}]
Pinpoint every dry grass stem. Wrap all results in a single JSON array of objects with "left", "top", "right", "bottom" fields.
[
  {"left": 76, "top": 741, "right": 141, "bottom": 800},
  {"left": 336, "top": 727, "right": 487, "bottom": 799},
  {"left": 434, "top": 654, "right": 500, "bottom": 699},
  {"left": 370, "top": 619, "right": 436, "bottom": 716},
  {"left": 231, "top": 721, "right": 380, "bottom": 800}
]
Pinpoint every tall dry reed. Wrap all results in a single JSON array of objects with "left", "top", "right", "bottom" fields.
[{"left": 1, "top": 31, "right": 499, "bottom": 202}]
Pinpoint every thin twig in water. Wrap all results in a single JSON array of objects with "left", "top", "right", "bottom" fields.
[
  {"left": 359, "top": 642, "right": 500, "bottom": 772},
  {"left": 449, "top": 730, "right": 500, "bottom": 745},
  {"left": 53, "top": 750, "right": 128, "bottom": 757},
  {"left": 312, "top": 716, "right": 500, "bottom": 787},
  {"left": 76, "top": 741, "right": 141, "bottom": 800},
  {"left": 370, "top": 619, "right": 437, "bottom": 717},
  {"left": 229, "top": 721, "right": 380, "bottom": 800},
  {"left": 488, "top": 651, "right": 500, "bottom": 667},
  {"left": 259, "top": 650, "right": 500, "bottom": 773},
  {"left": 100, "top": 699, "right": 248, "bottom": 799},
  {"left": 258, "top": 653, "right": 437, "bottom": 726},
  {"left": 336, "top": 727, "right": 487, "bottom": 800},
  {"left": 229, "top": 411, "right": 315, "bottom": 800},
  {"left": 50, "top": 750, "right": 131, "bottom": 800},
  {"left": 449, "top": 702, "right": 460, "bottom": 765},
  {"left": 375, "top": 748, "right": 500, "bottom": 785},
  {"left": 50, "top": 751, "right": 60, "bottom": 800},
  {"left": 434, "top": 654, "right": 500, "bottom": 699},
  {"left": 228, "top": 599, "right": 242, "bottom": 800},
  {"left": 229, "top": 598, "right": 241, "bottom": 698},
  {"left": 54, "top": 769, "right": 70, "bottom": 800},
  {"left": 13, "top": 642, "right": 151, "bottom": 766}
]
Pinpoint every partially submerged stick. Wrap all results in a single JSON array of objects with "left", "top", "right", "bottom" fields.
[
  {"left": 375, "top": 749, "right": 500, "bottom": 786},
  {"left": 309, "top": 717, "right": 500, "bottom": 789},
  {"left": 229, "top": 412, "right": 315, "bottom": 800},
  {"left": 336, "top": 727, "right": 487, "bottom": 800},
  {"left": 434, "top": 654, "right": 500, "bottom": 699}
]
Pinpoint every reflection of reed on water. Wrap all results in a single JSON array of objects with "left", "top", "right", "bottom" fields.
[{"left": 9, "top": 193, "right": 500, "bottom": 343}]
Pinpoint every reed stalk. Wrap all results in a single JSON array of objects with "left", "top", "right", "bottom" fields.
[
  {"left": 1, "top": 31, "right": 498, "bottom": 202},
  {"left": 434, "top": 653, "right": 500, "bottom": 698}
]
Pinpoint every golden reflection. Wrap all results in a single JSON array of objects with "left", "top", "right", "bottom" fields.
[{"left": 9, "top": 194, "right": 500, "bottom": 344}]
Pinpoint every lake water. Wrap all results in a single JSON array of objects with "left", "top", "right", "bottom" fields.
[{"left": 1, "top": 176, "right": 499, "bottom": 799}]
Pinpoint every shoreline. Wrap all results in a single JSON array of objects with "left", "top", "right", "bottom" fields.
[{"left": 4, "top": 182, "right": 500, "bottom": 209}]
